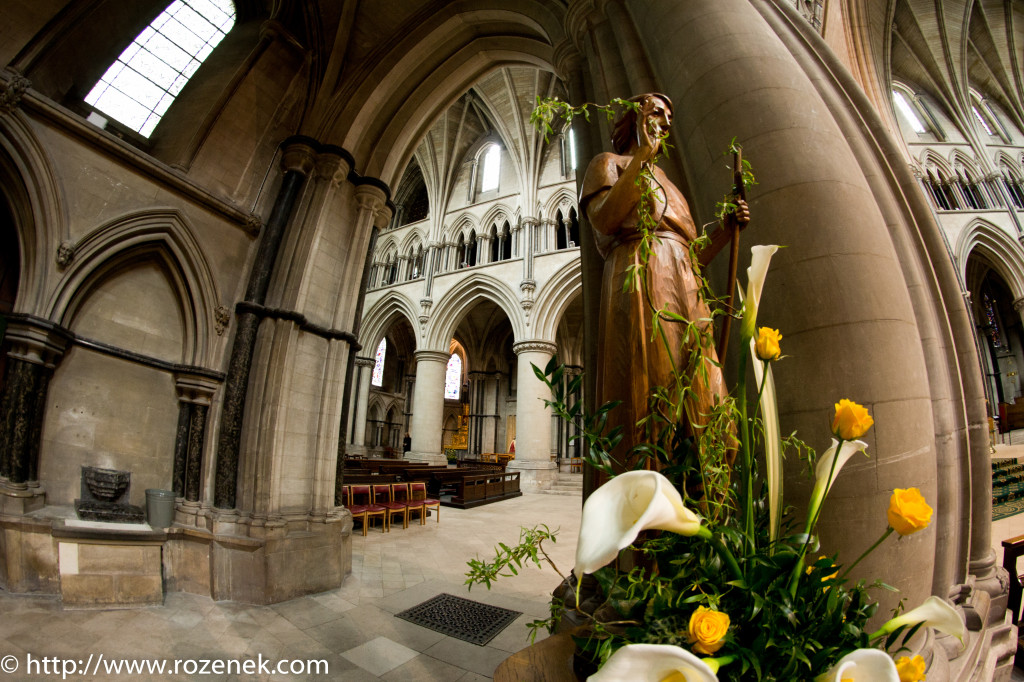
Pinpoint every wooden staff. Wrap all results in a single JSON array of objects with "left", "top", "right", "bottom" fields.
[{"left": 716, "top": 149, "right": 745, "bottom": 363}]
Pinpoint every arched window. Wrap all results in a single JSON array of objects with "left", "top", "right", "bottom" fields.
[
  {"left": 480, "top": 144, "right": 501, "bottom": 192},
  {"left": 893, "top": 90, "right": 927, "bottom": 134},
  {"left": 444, "top": 353, "right": 462, "bottom": 399},
  {"left": 501, "top": 221, "right": 512, "bottom": 260},
  {"left": 85, "top": 0, "right": 236, "bottom": 137},
  {"left": 1002, "top": 166, "right": 1024, "bottom": 210},
  {"left": 371, "top": 338, "right": 386, "bottom": 387}
]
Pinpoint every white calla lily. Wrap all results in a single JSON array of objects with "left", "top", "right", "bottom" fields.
[
  {"left": 588, "top": 643, "right": 719, "bottom": 682},
  {"left": 874, "top": 595, "right": 966, "bottom": 643},
  {"left": 750, "top": 340, "right": 782, "bottom": 547},
  {"left": 815, "top": 649, "right": 899, "bottom": 682},
  {"left": 806, "top": 438, "right": 868, "bottom": 526},
  {"left": 740, "top": 244, "right": 780, "bottom": 338},
  {"left": 574, "top": 470, "right": 702, "bottom": 576}
]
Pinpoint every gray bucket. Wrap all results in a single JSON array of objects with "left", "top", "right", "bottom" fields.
[{"left": 145, "top": 489, "right": 176, "bottom": 529}]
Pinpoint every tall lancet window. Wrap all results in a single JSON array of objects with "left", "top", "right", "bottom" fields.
[
  {"left": 480, "top": 144, "right": 501, "bottom": 192},
  {"left": 371, "top": 338, "right": 386, "bottom": 387},
  {"left": 85, "top": 0, "right": 236, "bottom": 137},
  {"left": 444, "top": 354, "right": 462, "bottom": 399}
]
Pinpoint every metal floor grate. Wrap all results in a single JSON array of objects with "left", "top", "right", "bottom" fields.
[{"left": 395, "top": 593, "right": 522, "bottom": 646}]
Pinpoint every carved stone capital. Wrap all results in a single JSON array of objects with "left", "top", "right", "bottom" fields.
[
  {"left": 280, "top": 141, "right": 317, "bottom": 176},
  {"left": 512, "top": 340, "right": 557, "bottom": 356},
  {"left": 174, "top": 372, "right": 221, "bottom": 405},
  {"left": 3, "top": 316, "right": 72, "bottom": 368},
  {"left": 354, "top": 184, "right": 387, "bottom": 215},
  {"left": 0, "top": 75, "right": 31, "bottom": 114},
  {"left": 355, "top": 356, "right": 376, "bottom": 369},
  {"left": 315, "top": 152, "right": 351, "bottom": 185}
]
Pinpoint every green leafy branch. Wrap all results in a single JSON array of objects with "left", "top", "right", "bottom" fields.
[{"left": 465, "top": 524, "right": 563, "bottom": 591}]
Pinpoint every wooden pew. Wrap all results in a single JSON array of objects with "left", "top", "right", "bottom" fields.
[{"left": 449, "top": 471, "right": 522, "bottom": 509}]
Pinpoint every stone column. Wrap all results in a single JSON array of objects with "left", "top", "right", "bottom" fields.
[
  {"left": 213, "top": 137, "right": 315, "bottom": 509},
  {"left": 350, "top": 357, "right": 374, "bottom": 449},
  {"left": 407, "top": 350, "right": 449, "bottom": 465},
  {"left": 0, "top": 316, "right": 71, "bottom": 513},
  {"left": 171, "top": 372, "right": 219, "bottom": 505},
  {"left": 507, "top": 340, "right": 558, "bottom": 491}
]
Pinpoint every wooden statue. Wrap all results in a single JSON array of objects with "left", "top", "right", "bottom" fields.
[{"left": 580, "top": 93, "right": 748, "bottom": 472}]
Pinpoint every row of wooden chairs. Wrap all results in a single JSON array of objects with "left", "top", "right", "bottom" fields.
[{"left": 341, "top": 482, "right": 440, "bottom": 535}]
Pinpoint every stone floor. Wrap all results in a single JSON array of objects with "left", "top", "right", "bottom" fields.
[{"left": 0, "top": 493, "right": 582, "bottom": 681}]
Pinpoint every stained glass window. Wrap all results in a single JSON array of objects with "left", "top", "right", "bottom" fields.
[
  {"left": 371, "top": 338, "right": 386, "bottom": 386},
  {"left": 444, "top": 353, "right": 462, "bottom": 399},
  {"left": 85, "top": 0, "right": 236, "bottom": 137}
]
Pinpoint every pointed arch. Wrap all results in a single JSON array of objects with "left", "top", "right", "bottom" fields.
[
  {"left": 479, "top": 203, "right": 518, "bottom": 232},
  {"left": 425, "top": 273, "right": 524, "bottom": 349},
  {"left": 358, "top": 290, "right": 421, "bottom": 356},
  {"left": 0, "top": 112, "right": 68, "bottom": 315},
  {"left": 47, "top": 209, "right": 220, "bottom": 367},
  {"left": 955, "top": 219, "right": 1024, "bottom": 300}
]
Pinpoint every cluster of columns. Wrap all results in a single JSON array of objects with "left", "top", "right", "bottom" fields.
[{"left": 384, "top": 340, "right": 558, "bottom": 490}]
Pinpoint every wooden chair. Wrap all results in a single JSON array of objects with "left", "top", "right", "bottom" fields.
[
  {"left": 569, "top": 457, "right": 583, "bottom": 473},
  {"left": 373, "top": 483, "right": 408, "bottom": 531},
  {"left": 350, "top": 485, "right": 387, "bottom": 533},
  {"left": 341, "top": 486, "right": 368, "bottom": 536},
  {"left": 1001, "top": 533, "right": 1024, "bottom": 668},
  {"left": 409, "top": 481, "right": 440, "bottom": 523},
  {"left": 393, "top": 483, "right": 426, "bottom": 525}
]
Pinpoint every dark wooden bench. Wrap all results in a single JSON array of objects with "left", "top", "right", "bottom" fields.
[
  {"left": 1001, "top": 533, "right": 1024, "bottom": 667},
  {"left": 449, "top": 471, "right": 522, "bottom": 509}
]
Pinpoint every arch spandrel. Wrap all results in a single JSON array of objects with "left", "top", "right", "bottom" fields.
[{"left": 531, "top": 259, "right": 583, "bottom": 342}]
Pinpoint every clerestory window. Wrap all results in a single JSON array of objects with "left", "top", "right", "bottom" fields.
[
  {"left": 480, "top": 144, "right": 501, "bottom": 193},
  {"left": 85, "top": 0, "right": 236, "bottom": 137}
]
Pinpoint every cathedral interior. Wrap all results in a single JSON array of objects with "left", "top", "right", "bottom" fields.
[{"left": 1, "top": 0, "right": 1024, "bottom": 679}]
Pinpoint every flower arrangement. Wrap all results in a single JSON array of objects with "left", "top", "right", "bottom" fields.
[{"left": 465, "top": 99, "right": 966, "bottom": 681}]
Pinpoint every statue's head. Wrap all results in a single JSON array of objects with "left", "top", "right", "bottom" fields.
[{"left": 611, "top": 93, "right": 674, "bottom": 154}]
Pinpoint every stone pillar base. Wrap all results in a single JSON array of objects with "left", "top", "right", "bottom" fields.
[
  {"left": 163, "top": 510, "right": 354, "bottom": 604},
  {"left": 506, "top": 460, "right": 558, "bottom": 492},
  {"left": 0, "top": 481, "right": 45, "bottom": 514},
  {"left": 405, "top": 450, "right": 447, "bottom": 466}
]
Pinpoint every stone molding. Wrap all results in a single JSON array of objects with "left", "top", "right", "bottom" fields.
[
  {"left": 354, "top": 356, "right": 375, "bottom": 368},
  {"left": 3, "top": 315, "right": 72, "bottom": 368},
  {"left": 512, "top": 340, "right": 557, "bottom": 355},
  {"left": 234, "top": 301, "right": 360, "bottom": 347},
  {"left": 413, "top": 349, "right": 451, "bottom": 364}
]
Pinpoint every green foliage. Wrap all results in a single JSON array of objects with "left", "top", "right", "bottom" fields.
[{"left": 465, "top": 524, "right": 561, "bottom": 591}]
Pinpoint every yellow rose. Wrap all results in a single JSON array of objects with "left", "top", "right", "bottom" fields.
[
  {"left": 687, "top": 606, "right": 729, "bottom": 655},
  {"left": 895, "top": 654, "right": 926, "bottom": 681},
  {"left": 831, "top": 399, "right": 873, "bottom": 440},
  {"left": 755, "top": 327, "right": 782, "bottom": 361},
  {"left": 888, "top": 488, "right": 933, "bottom": 536}
]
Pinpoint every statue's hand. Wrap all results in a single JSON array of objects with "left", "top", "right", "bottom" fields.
[{"left": 734, "top": 199, "right": 750, "bottom": 228}]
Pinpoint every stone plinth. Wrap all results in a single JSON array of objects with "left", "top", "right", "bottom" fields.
[
  {"left": 53, "top": 519, "right": 166, "bottom": 608},
  {"left": 163, "top": 510, "right": 354, "bottom": 604}
]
